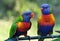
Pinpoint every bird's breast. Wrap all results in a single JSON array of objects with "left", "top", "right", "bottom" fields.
[
  {"left": 17, "top": 22, "right": 31, "bottom": 32},
  {"left": 38, "top": 14, "right": 55, "bottom": 26},
  {"left": 43, "top": 15, "right": 51, "bottom": 22}
]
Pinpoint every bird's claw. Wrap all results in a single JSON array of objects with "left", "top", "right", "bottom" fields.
[
  {"left": 16, "top": 37, "right": 19, "bottom": 41},
  {"left": 26, "top": 36, "right": 31, "bottom": 41}
]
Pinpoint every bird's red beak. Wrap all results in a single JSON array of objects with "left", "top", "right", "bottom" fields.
[
  {"left": 30, "top": 13, "right": 34, "bottom": 18},
  {"left": 41, "top": 8, "right": 43, "bottom": 11}
]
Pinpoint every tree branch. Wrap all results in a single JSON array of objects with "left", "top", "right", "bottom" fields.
[{"left": 19, "top": 34, "right": 60, "bottom": 40}]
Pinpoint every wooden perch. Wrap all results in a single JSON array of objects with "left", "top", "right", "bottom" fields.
[
  {"left": 5, "top": 34, "right": 60, "bottom": 41},
  {"left": 19, "top": 35, "right": 60, "bottom": 40}
]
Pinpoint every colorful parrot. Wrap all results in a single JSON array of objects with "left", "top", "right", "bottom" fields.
[
  {"left": 37, "top": 4, "right": 55, "bottom": 41},
  {"left": 9, "top": 11, "right": 34, "bottom": 41}
]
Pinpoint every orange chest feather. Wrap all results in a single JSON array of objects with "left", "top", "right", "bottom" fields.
[
  {"left": 42, "top": 15, "right": 51, "bottom": 22},
  {"left": 16, "top": 22, "right": 31, "bottom": 32},
  {"left": 38, "top": 14, "right": 55, "bottom": 26}
]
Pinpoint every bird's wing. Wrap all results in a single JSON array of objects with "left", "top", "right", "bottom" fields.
[
  {"left": 37, "top": 16, "right": 42, "bottom": 35},
  {"left": 9, "top": 16, "right": 23, "bottom": 38}
]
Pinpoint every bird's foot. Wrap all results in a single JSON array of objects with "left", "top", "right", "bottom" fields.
[
  {"left": 48, "top": 34, "right": 52, "bottom": 36},
  {"left": 16, "top": 37, "right": 19, "bottom": 41},
  {"left": 38, "top": 35, "right": 41, "bottom": 39},
  {"left": 48, "top": 34, "right": 53, "bottom": 39},
  {"left": 25, "top": 36, "right": 31, "bottom": 41}
]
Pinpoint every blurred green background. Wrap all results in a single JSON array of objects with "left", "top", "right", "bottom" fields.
[{"left": 0, "top": 0, "right": 60, "bottom": 41}]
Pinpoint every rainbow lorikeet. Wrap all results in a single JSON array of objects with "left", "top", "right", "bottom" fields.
[
  {"left": 9, "top": 11, "right": 34, "bottom": 40},
  {"left": 37, "top": 4, "right": 55, "bottom": 41}
]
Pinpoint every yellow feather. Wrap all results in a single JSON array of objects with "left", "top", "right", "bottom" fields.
[{"left": 17, "top": 22, "right": 22, "bottom": 28}]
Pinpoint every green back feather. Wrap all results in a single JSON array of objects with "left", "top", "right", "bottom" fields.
[
  {"left": 50, "top": 8, "right": 53, "bottom": 14},
  {"left": 9, "top": 16, "right": 23, "bottom": 38}
]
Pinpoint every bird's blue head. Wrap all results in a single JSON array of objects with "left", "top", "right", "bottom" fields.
[
  {"left": 41, "top": 4, "right": 51, "bottom": 15},
  {"left": 22, "top": 10, "right": 34, "bottom": 22}
]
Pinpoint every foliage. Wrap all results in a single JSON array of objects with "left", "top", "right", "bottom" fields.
[
  {"left": 0, "top": 0, "right": 42, "bottom": 20},
  {"left": 0, "top": 0, "right": 60, "bottom": 20}
]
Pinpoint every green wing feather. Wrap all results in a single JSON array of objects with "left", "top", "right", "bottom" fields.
[
  {"left": 9, "top": 16, "right": 23, "bottom": 38},
  {"left": 50, "top": 8, "right": 53, "bottom": 14}
]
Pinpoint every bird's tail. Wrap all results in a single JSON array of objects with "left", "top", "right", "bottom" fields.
[{"left": 38, "top": 38, "right": 44, "bottom": 41}]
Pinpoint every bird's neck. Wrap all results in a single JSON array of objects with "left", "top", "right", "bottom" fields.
[
  {"left": 42, "top": 14, "right": 51, "bottom": 22},
  {"left": 23, "top": 17, "right": 30, "bottom": 22},
  {"left": 42, "top": 14, "right": 51, "bottom": 18},
  {"left": 42, "top": 14, "right": 50, "bottom": 15}
]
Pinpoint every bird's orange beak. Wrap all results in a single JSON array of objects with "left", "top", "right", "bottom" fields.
[
  {"left": 41, "top": 8, "right": 43, "bottom": 11},
  {"left": 30, "top": 13, "right": 34, "bottom": 18}
]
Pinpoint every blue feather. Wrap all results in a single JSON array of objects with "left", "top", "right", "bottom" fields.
[{"left": 38, "top": 25, "right": 54, "bottom": 36}]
